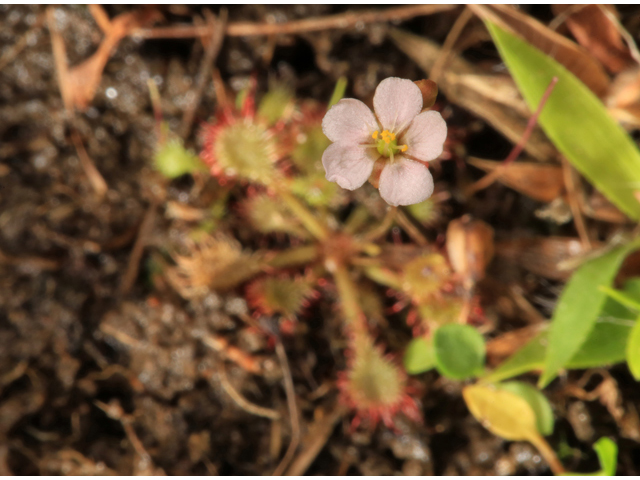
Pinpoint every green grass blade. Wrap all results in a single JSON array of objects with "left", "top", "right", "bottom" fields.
[{"left": 486, "top": 22, "right": 640, "bottom": 220}]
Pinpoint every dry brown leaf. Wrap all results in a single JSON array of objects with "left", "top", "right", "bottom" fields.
[
  {"left": 390, "top": 29, "right": 555, "bottom": 162},
  {"left": 580, "top": 189, "right": 630, "bottom": 224},
  {"left": 48, "top": 6, "right": 160, "bottom": 111},
  {"left": 469, "top": 4, "right": 610, "bottom": 98},
  {"left": 607, "top": 65, "right": 640, "bottom": 127},
  {"left": 553, "top": 5, "right": 634, "bottom": 74},
  {"left": 496, "top": 236, "right": 597, "bottom": 280},
  {"left": 468, "top": 157, "right": 565, "bottom": 203},
  {"left": 486, "top": 324, "right": 546, "bottom": 367}
]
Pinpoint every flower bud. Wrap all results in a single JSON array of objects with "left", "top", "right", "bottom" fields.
[{"left": 414, "top": 79, "right": 439, "bottom": 110}]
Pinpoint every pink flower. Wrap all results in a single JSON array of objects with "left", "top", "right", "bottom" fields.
[{"left": 322, "top": 77, "right": 447, "bottom": 206}]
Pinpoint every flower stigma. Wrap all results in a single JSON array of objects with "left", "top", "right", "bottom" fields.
[{"left": 373, "top": 129, "right": 408, "bottom": 158}]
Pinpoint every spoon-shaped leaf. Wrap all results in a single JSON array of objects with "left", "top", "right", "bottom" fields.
[{"left": 463, "top": 385, "right": 564, "bottom": 474}]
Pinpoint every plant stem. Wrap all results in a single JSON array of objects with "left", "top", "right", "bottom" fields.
[
  {"left": 266, "top": 245, "right": 319, "bottom": 269},
  {"left": 275, "top": 184, "right": 331, "bottom": 241},
  {"left": 343, "top": 205, "right": 371, "bottom": 235},
  {"left": 362, "top": 266, "right": 403, "bottom": 290},
  {"left": 331, "top": 262, "right": 366, "bottom": 333},
  {"left": 362, "top": 206, "right": 397, "bottom": 242},
  {"left": 396, "top": 208, "right": 429, "bottom": 246},
  {"left": 530, "top": 434, "right": 565, "bottom": 475}
]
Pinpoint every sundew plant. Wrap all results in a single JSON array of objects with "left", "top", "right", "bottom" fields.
[{"left": 158, "top": 64, "right": 640, "bottom": 474}]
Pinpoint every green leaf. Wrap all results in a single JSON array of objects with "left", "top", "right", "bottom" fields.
[
  {"left": 569, "top": 316, "right": 635, "bottom": 368},
  {"left": 538, "top": 240, "right": 640, "bottom": 387},
  {"left": 626, "top": 314, "right": 640, "bottom": 380},
  {"left": 483, "top": 310, "right": 636, "bottom": 384},
  {"left": 154, "top": 139, "right": 206, "bottom": 179},
  {"left": 499, "top": 381, "right": 554, "bottom": 436},
  {"left": 485, "top": 22, "right": 640, "bottom": 220},
  {"left": 593, "top": 437, "right": 617, "bottom": 476},
  {"left": 599, "top": 285, "right": 640, "bottom": 312},
  {"left": 404, "top": 337, "right": 436, "bottom": 374},
  {"left": 622, "top": 277, "right": 640, "bottom": 300},
  {"left": 434, "top": 324, "right": 485, "bottom": 380},
  {"left": 561, "top": 437, "right": 618, "bottom": 476},
  {"left": 482, "top": 331, "right": 546, "bottom": 384}
]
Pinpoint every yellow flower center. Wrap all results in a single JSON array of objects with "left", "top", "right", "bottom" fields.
[{"left": 372, "top": 129, "right": 408, "bottom": 157}]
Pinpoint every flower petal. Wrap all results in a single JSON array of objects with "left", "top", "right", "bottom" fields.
[
  {"left": 373, "top": 77, "right": 423, "bottom": 133},
  {"left": 403, "top": 110, "right": 447, "bottom": 162},
  {"left": 322, "top": 98, "right": 379, "bottom": 144},
  {"left": 322, "top": 142, "right": 377, "bottom": 190},
  {"left": 378, "top": 157, "right": 434, "bottom": 206}
]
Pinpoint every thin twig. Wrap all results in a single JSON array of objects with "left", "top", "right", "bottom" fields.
[
  {"left": 467, "top": 76, "right": 558, "bottom": 196},
  {"left": 598, "top": 5, "right": 640, "bottom": 65},
  {"left": 94, "top": 400, "right": 158, "bottom": 474},
  {"left": 285, "top": 402, "right": 347, "bottom": 476},
  {"left": 562, "top": 157, "right": 592, "bottom": 250},
  {"left": 0, "top": 248, "right": 61, "bottom": 272},
  {"left": 70, "top": 129, "right": 109, "bottom": 198},
  {"left": 430, "top": 7, "right": 473, "bottom": 84},
  {"left": 180, "top": 9, "right": 227, "bottom": 139},
  {"left": 119, "top": 200, "right": 158, "bottom": 296},
  {"left": 46, "top": 7, "right": 72, "bottom": 112},
  {"left": 271, "top": 340, "right": 301, "bottom": 476},
  {"left": 88, "top": 4, "right": 112, "bottom": 34},
  {"left": 202, "top": 333, "right": 264, "bottom": 374},
  {"left": 548, "top": 4, "right": 589, "bottom": 31},
  {"left": 219, "top": 366, "right": 281, "bottom": 420},
  {"left": 133, "top": 5, "right": 456, "bottom": 39}
]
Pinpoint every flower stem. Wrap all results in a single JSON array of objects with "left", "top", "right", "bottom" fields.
[
  {"left": 362, "top": 206, "right": 397, "bottom": 242},
  {"left": 274, "top": 183, "right": 331, "bottom": 241}
]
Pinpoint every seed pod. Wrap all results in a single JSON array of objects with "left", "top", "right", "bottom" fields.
[
  {"left": 446, "top": 216, "right": 495, "bottom": 289},
  {"left": 414, "top": 79, "right": 439, "bottom": 109}
]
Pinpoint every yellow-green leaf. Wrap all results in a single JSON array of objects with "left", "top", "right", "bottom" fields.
[
  {"left": 463, "top": 384, "right": 538, "bottom": 441},
  {"left": 499, "top": 381, "right": 554, "bottom": 436},
  {"left": 464, "top": 384, "right": 565, "bottom": 474}
]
